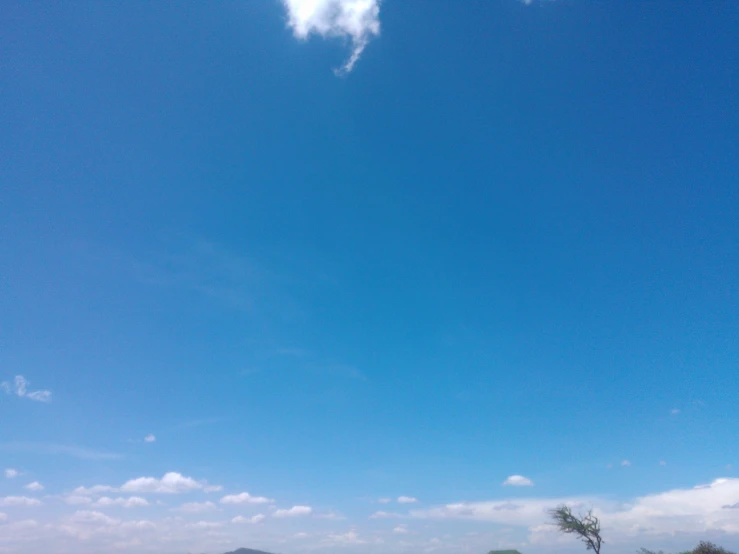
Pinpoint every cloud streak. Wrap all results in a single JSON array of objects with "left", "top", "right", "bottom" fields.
[
  {"left": 1, "top": 376, "right": 52, "bottom": 402},
  {"left": 0, "top": 443, "right": 120, "bottom": 460}
]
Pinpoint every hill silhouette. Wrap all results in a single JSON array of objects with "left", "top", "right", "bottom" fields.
[{"left": 223, "top": 549, "right": 277, "bottom": 554}]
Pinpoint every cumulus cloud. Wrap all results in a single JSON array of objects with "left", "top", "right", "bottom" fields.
[
  {"left": 503, "top": 475, "right": 534, "bottom": 487},
  {"left": 72, "top": 485, "right": 117, "bottom": 496},
  {"left": 282, "top": 0, "right": 381, "bottom": 74},
  {"left": 144, "top": 434, "right": 156, "bottom": 443},
  {"left": 64, "top": 495, "right": 94, "bottom": 505},
  {"left": 232, "top": 514, "right": 265, "bottom": 524},
  {"left": 0, "top": 496, "right": 42, "bottom": 507},
  {"left": 4, "top": 468, "right": 19, "bottom": 479},
  {"left": 415, "top": 478, "right": 739, "bottom": 540},
  {"left": 24, "top": 481, "right": 44, "bottom": 492},
  {"left": 94, "top": 497, "right": 149, "bottom": 508},
  {"left": 1, "top": 375, "right": 52, "bottom": 402},
  {"left": 220, "top": 492, "right": 273, "bottom": 505},
  {"left": 70, "top": 510, "right": 120, "bottom": 525},
  {"left": 397, "top": 496, "right": 418, "bottom": 504},
  {"left": 70, "top": 473, "right": 218, "bottom": 506},
  {"left": 120, "top": 472, "right": 204, "bottom": 494},
  {"left": 176, "top": 501, "right": 216, "bottom": 513},
  {"left": 273, "top": 505, "right": 313, "bottom": 517}
]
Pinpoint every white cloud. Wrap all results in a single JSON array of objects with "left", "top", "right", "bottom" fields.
[
  {"left": 621, "top": 460, "right": 632, "bottom": 467},
  {"left": 94, "top": 496, "right": 149, "bottom": 508},
  {"left": 232, "top": 514, "right": 265, "bottom": 524},
  {"left": 120, "top": 472, "right": 203, "bottom": 494},
  {"left": 1, "top": 375, "right": 52, "bottom": 402},
  {"left": 369, "top": 510, "right": 402, "bottom": 519},
  {"left": 4, "top": 468, "right": 19, "bottom": 479},
  {"left": 64, "top": 495, "right": 94, "bottom": 505},
  {"left": 73, "top": 485, "right": 117, "bottom": 496},
  {"left": 393, "top": 524, "right": 408, "bottom": 534},
  {"left": 377, "top": 497, "right": 391, "bottom": 504},
  {"left": 273, "top": 505, "right": 313, "bottom": 517},
  {"left": 0, "top": 496, "right": 42, "bottom": 507},
  {"left": 324, "top": 529, "right": 367, "bottom": 545},
  {"left": 503, "top": 475, "right": 534, "bottom": 487},
  {"left": 203, "top": 485, "right": 223, "bottom": 493},
  {"left": 24, "top": 481, "right": 44, "bottom": 492},
  {"left": 176, "top": 501, "right": 217, "bottom": 513},
  {"left": 26, "top": 390, "right": 52, "bottom": 402},
  {"left": 144, "top": 434, "right": 156, "bottom": 443},
  {"left": 282, "top": 0, "right": 381, "bottom": 74},
  {"left": 671, "top": 408, "right": 681, "bottom": 415},
  {"left": 70, "top": 510, "right": 120, "bottom": 525},
  {"left": 220, "top": 492, "right": 273, "bottom": 505},
  {"left": 415, "top": 477, "right": 739, "bottom": 540},
  {"left": 397, "top": 496, "right": 418, "bottom": 504}
]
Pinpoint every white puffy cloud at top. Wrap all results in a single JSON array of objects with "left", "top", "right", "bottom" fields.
[{"left": 282, "top": 0, "right": 381, "bottom": 74}]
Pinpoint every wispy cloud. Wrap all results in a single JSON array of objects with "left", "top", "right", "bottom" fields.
[
  {"left": 282, "top": 0, "right": 381, "bottom": 74},
  {"left": 0, "top": 496, "right": 42, "bottom": 507},
  {"left": 397, "top": 496, "right": 418, "bottom": 504},
  {"left": 1, "top": 375, "right": 52, "bottom": 403},
  {"left": 4, "top": 468, "right": 19, "bottom": 479},
  {"left": 176, "top": 501, "right": 217, "bottom": 513},
  {"left": 0, "top": 443, "right": 120, "bottom": 460},
  {"left": 144, "top": 434, "right": 156, "bottom": 443},
  {"left": 24, "top": 482, "right": 43, "bottom": 492},
  {"left": 369, "top": 510, "right": 403, "bottom": 519},
  {"left": 232, "top": 514, "right": 265, "bottom": 524}
]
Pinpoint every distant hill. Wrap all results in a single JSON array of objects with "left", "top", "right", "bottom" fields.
[
  {"left": 488, "top": 550, "right": 522, "bottom": 554},
  {"left": 223, "top": 549, "right": 277, "bottom": 554}
]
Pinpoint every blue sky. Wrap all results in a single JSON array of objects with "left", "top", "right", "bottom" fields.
[{"left": 1, "top": 0, "right": 738, "bottom": 552}]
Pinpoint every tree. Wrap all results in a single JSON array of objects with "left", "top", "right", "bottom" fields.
[
  {"left": 689, "top": 542, "right": 736, "bottom": 554},
  {"left": 549, "top": 504, "right": 603, "bottom": 554},
  {"left": 638, "top": 542, "right": 736, "bottom": 554}
]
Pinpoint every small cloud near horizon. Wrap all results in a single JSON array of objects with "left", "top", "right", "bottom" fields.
[
  {"left": 503, "top": 475, "right": 534, "bottom": 487},
  {"left": 397, "top": 496, "right": 418, "bottom": 504}
]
